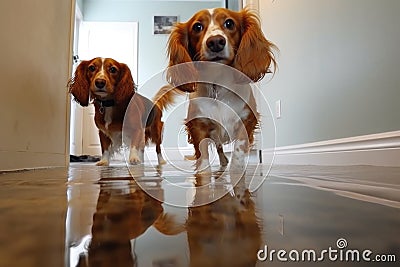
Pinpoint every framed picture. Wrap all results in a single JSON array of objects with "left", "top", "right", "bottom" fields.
[{"left": 153, "top": 15, "right": 178, "bottom": 34}]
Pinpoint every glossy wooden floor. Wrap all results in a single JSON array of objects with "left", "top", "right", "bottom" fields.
[{"left": 0, "top": 161, "right": 399, "bottom": 267}]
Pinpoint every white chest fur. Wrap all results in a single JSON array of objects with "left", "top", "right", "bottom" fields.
[
  {"left": 103, "top": 106, "right": 113, "bottom": 130},
  {"left": 188, "top": 84, "right": 254, "bottom": 143}
]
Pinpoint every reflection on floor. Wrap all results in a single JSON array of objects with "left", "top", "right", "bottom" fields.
[{"left": 0, "top": 161, "right": 399, "bottom": 267}]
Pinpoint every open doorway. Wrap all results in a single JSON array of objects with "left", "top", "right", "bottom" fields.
[{"left": 69, "top": 10, "right": 138, "bottom": 157}]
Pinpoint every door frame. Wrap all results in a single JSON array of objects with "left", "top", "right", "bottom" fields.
[{"left": 69, "top": 5, "right": 84, "bottom": 156}]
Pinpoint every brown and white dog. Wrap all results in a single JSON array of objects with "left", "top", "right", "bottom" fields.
[
  {"left": 156, "top": 8, "right": 276, "bottom": 172},
  {"left": 69, "top": 57, "right": 165, "bottom": 166}
]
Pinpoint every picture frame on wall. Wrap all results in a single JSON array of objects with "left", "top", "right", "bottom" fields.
[{"left": 153, "top": 15, "right": 178, "bottom": 34}]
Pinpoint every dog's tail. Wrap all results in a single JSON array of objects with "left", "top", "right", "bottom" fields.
[{"left": 153, "top": 84, "right": 185, "bottom": 111}]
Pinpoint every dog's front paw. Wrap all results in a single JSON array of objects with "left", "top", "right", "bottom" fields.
[
  {"left": 129, "top": 146, "right": 143, "bottom": 165},
  {"left": 129, "top": 155, "right": 142, "bottom": 165},
  {"left": 96, "top": 159, "right": 109, "bottom": 166},
  {"left": 158, "top": 154, "right": 167, "bottom": 165}
]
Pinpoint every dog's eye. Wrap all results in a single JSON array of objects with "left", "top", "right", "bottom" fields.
[
  {"left": 88, "top": 65, "right": 96, "bottom": 72},
  {"left": 192, "top": 22, "right": 203, "bottom": 33},
  {"left": 224, "top": 19, "right": 235, "bottom": 30},
  {"left": 109, "top": 66, "right": 118, "bottom": 74}
]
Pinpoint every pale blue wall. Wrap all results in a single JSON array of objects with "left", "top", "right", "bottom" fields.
[
  {"left": 260, "top": 0, "right": 400, "bottom": 147},
  {"left": 76, "top": 0, "right": 83, "bottom": 11}
]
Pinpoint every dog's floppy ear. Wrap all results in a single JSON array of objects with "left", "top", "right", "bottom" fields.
[
  {"left": 166, "top": 23, "right": 197, "bottom": 92},
  {"left": 114, "top": 63, "right": 135, "bottom": 104},
  {"left": 68, "top": 60, "right": 91, "bottom": 106},
  {"left": 233, "top": 8, "right": 277, "bottom": 82}
]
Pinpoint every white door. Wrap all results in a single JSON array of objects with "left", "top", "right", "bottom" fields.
[{"left": 71, "top": 21, "right": 138, "bottom": 156}]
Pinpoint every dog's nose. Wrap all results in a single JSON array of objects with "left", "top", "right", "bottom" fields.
[
  {"left": 95, "top": 79, "right": 106, "bottom": 89},
  {"left": 206, "top": 35, "right": 226, "bottom": 53}
]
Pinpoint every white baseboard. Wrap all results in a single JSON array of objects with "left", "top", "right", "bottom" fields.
[{"left": 267, "top": 131, "right": 400, "bottom": 167}]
